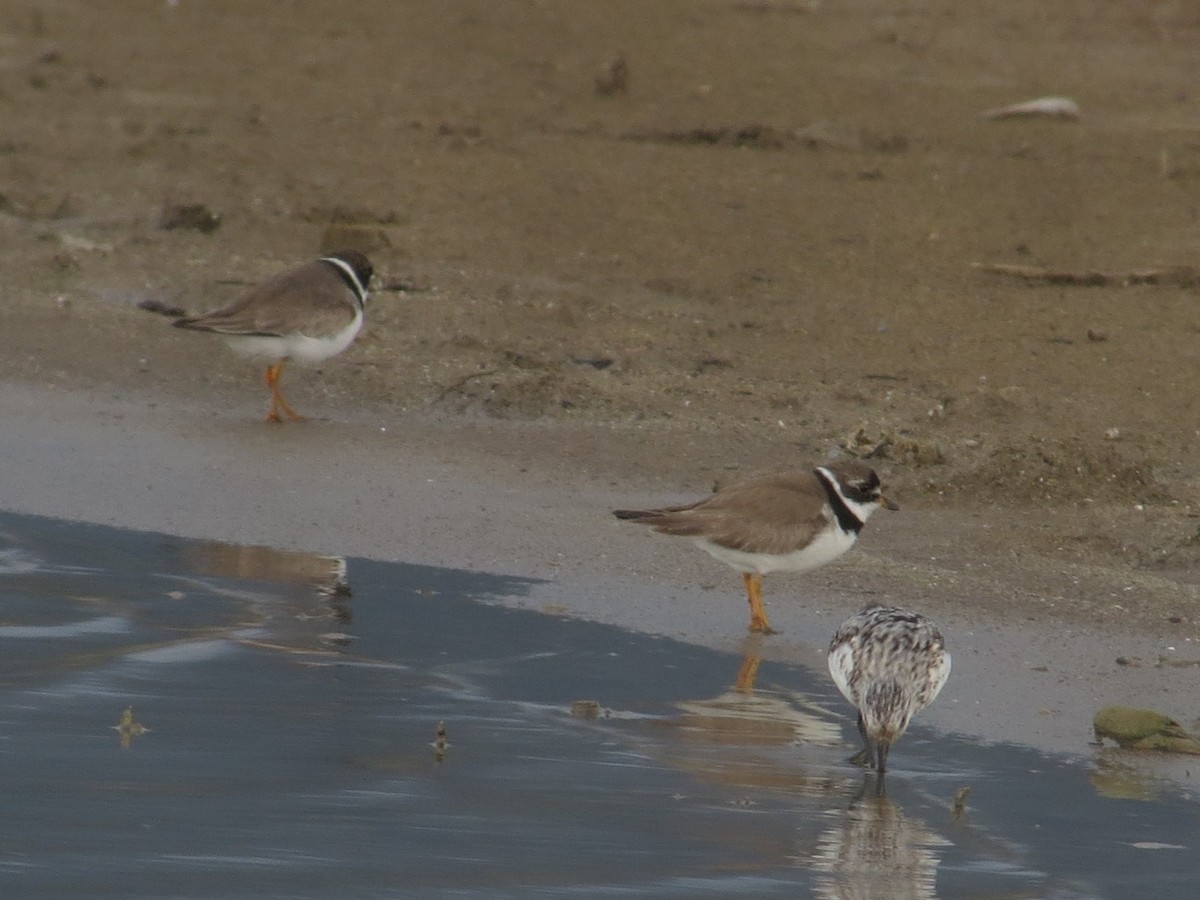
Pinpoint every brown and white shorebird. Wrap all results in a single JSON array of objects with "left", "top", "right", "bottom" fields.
[
  {"left": 172, "top": 250, "right": 374, "bottom": 422},
  {"left": 613, "top": 461, "right": 897, "bottom": 634},
  {"left": 827, "top": 605, "right": 951, "bottom": 774}
]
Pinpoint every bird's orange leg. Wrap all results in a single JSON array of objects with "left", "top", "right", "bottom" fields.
[
  {"left": 742, "top": 572, "right": 776, "bottom": 634},
  {"left": 264, "top": 362, "right": 304, "bottom": 423}
]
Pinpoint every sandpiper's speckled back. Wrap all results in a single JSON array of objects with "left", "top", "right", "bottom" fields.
[{"left": 828, "top": 605, "right": 950, "bottom": 743}]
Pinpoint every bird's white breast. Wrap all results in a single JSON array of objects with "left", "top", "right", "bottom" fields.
[
  {"left": 223, "top": 308, "right": 364, "bottom": 364},
  {"left": 694, "top": 517, "right": 858, "bottom": 575}
]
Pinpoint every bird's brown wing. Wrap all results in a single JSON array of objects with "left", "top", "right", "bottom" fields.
[
  {"left": 614, "top": 472, "right": 830, "bottom": 555},
  {"left": 174, "top": 260, "right": 357, "bottom": 338}
]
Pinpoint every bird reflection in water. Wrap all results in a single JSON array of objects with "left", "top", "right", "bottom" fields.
[
  {"left": 661, "top": 638, "right": 843, "bottom": 797},
  {"left": 178, "top": 540, "right": 352, "bottom": 655},
  {"left": 808, "top": 788, "right": 950, "bottom": 900}
]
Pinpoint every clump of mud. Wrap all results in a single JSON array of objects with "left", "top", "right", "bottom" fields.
[{"left": 940, "top": 435, "right": 1167, "bottom": 504}]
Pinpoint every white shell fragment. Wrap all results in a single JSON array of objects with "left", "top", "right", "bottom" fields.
[
  {"left": 982, "top": 95, "right": 1080, "bottom": 121},
  {"left": 1130, "top": 842, "right": 1185, "bottom": 851}
]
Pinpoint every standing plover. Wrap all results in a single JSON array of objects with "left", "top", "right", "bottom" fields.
[
  {"left": 173, "top": 250, "right": 374, "bottom": 422},
  {"left": 614, "top": 461, "right": 897, "bottom": 633},
  {"left": 827, "top": 605, "right": 950, "bottom": 773}
]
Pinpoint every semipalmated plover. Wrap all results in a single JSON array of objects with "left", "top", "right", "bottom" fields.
[
  {"left": 613, "top": 461, "right": 897, "bottom": 634},
  {"left": 827, "top": 605, "right": 950, "bottom": 774},
  {"left": 173, "top": 250, "right": 374, "bottom": 422}
]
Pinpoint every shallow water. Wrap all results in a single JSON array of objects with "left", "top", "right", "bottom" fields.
[{"left": 0, "top": 512, "right": 1196, "bottom": 899}]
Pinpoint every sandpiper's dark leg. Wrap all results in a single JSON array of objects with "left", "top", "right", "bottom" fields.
[
  {"left": 848, "top": 711, "right": 872, "bottom": 765},
  {"left": 875, "top": 740, "right": 891, "bottom": 774}
]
